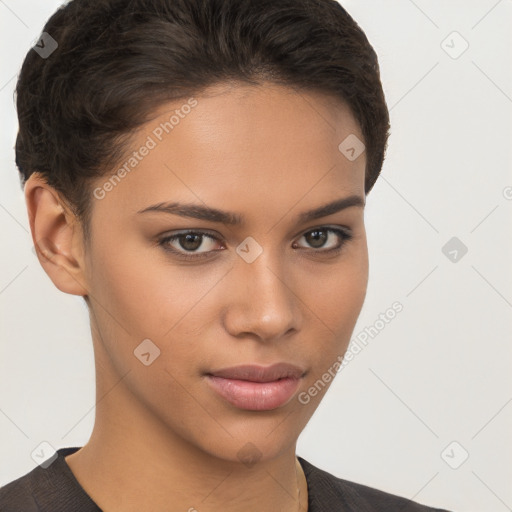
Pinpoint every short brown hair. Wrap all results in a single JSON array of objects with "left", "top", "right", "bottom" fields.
[{"left": 15, "top": 0, "right": 390, "bottom": 242}]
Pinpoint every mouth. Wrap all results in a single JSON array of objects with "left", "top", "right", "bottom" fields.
[{"left": 204, "top": 363, "right": 306, "bottom": 411}]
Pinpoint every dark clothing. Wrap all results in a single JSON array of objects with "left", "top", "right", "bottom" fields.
[{"left": 0, "top": 447, "right": 451, "bottom": 511}]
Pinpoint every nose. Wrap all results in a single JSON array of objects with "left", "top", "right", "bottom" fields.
[{"left": 221, "top": 249, "right": 302, "bottom": 342}]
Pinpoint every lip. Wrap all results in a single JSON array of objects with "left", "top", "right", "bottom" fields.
[{"left": 205, "top": 363, "right": 306, "bottom": 411}]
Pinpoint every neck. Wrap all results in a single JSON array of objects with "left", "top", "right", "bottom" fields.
[{"left": 65, "top": 429, "right": 308, "bottom": 512}]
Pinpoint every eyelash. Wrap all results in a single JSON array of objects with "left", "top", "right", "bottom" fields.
[{"left": 157, "top": 227, "right": 353, "bottom": 261}]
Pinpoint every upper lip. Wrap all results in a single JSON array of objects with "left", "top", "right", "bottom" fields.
[{"left": 207, "top": 363, "right": 306, "bottom": 383}]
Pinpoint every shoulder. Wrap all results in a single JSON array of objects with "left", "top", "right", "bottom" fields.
[
  {"left": 0, "top": 447, "right": 99, "bottom": 512},
  {"left": 0, "top": 464, "right": 45, "bottom": 512},
  {"left": 298, "top": 456, "right": 453, "bottom": 512}
]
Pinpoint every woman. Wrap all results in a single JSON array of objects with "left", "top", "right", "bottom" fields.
[{"left": 0, "top": 0, "right": 452, "bottom": 510}]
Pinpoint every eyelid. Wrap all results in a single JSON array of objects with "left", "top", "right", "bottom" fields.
[
  {"left": 292, "top": 226, "right": 352, "bottom": 250},
  {"left": 156, "top": 230, "right": 225, "bottom": 263},
  {"left": 294, "top": 223, "right": 352, "bottom": 239},
  {"left": 158, "top": 230, "right": 223, "bottom": 253}
]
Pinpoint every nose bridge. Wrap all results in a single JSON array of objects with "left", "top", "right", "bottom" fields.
[{"left": 224, "top": 244, "right": 300, "bottom": 340}]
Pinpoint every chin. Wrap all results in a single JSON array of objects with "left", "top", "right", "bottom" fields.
[{"left": 190, "top": 423, "right": 300, "bottom": 466}]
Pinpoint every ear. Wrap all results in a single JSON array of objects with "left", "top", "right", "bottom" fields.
[{"left": 24, "top": 172, "right": 89, "bottom": 297}]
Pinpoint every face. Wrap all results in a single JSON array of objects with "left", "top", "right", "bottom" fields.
[{"left": 82, "top": 82, "right": 369, "bottom": 463}]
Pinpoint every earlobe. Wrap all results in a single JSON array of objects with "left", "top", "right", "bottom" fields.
[{"left": 24, "top": 172, "right": 89, "bottom": 297}]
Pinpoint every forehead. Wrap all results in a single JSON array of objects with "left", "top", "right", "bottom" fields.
[
  {"left": 157, "top": 81, "right": 364, "bottom": 159},
  {"left": 91, "top": 82, "right": 366, "bottom": 223}
]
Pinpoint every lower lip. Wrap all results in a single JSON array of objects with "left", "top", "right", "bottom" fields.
[{"left": 205, "top": 375, "right": 301, "bottom": 411}]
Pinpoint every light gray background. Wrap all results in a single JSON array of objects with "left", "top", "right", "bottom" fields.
[{"left": 1, "top": 1, "right": 511, "bottom": 511}]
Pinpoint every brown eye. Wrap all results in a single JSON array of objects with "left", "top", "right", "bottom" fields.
[
  {"left": 158, "top": 231, "right": 223, "bottom": 259},
  {"left": 304, "top": 229, "right": 329, "bottom": 248},
  {"left": 294, "top": 227, "right": 352, "bottom": 252},
  {"left": 178, "top": 233, "right": 203, "bottom": 251}
]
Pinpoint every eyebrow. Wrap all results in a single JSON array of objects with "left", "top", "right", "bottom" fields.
[{"left": 137, "top": 194, "right": 365, "bottom": 226}]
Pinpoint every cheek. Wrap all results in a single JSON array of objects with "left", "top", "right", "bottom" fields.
[
  {"left": 85, "top": 240, "right": 212, "bottom": 408},
  {"left": 86, "top": 236, "right": 226, "bottom": 378},
  {"left": 314, "top": 265, "right": 367, "bottom": 319},
  {"left": 302, "top": 237, "right": 368, "bottom": 328},
  {"left": 87, "top": 235, "right": 210, "bottom": 336},
  {"left": 298, "top": 240, "right": 369, "bottom": 369}
]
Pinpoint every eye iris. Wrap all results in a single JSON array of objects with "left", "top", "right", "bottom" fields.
[
  {"left": 306, "top": 230, "right": 327, "bottom": 248},
  {"left": 180, "top": 233, "right": 202, "bottom": 251}
]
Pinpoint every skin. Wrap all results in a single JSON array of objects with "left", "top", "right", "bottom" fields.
[{"left": 24, "top": 81, "right": 369, "bottom": 512}]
